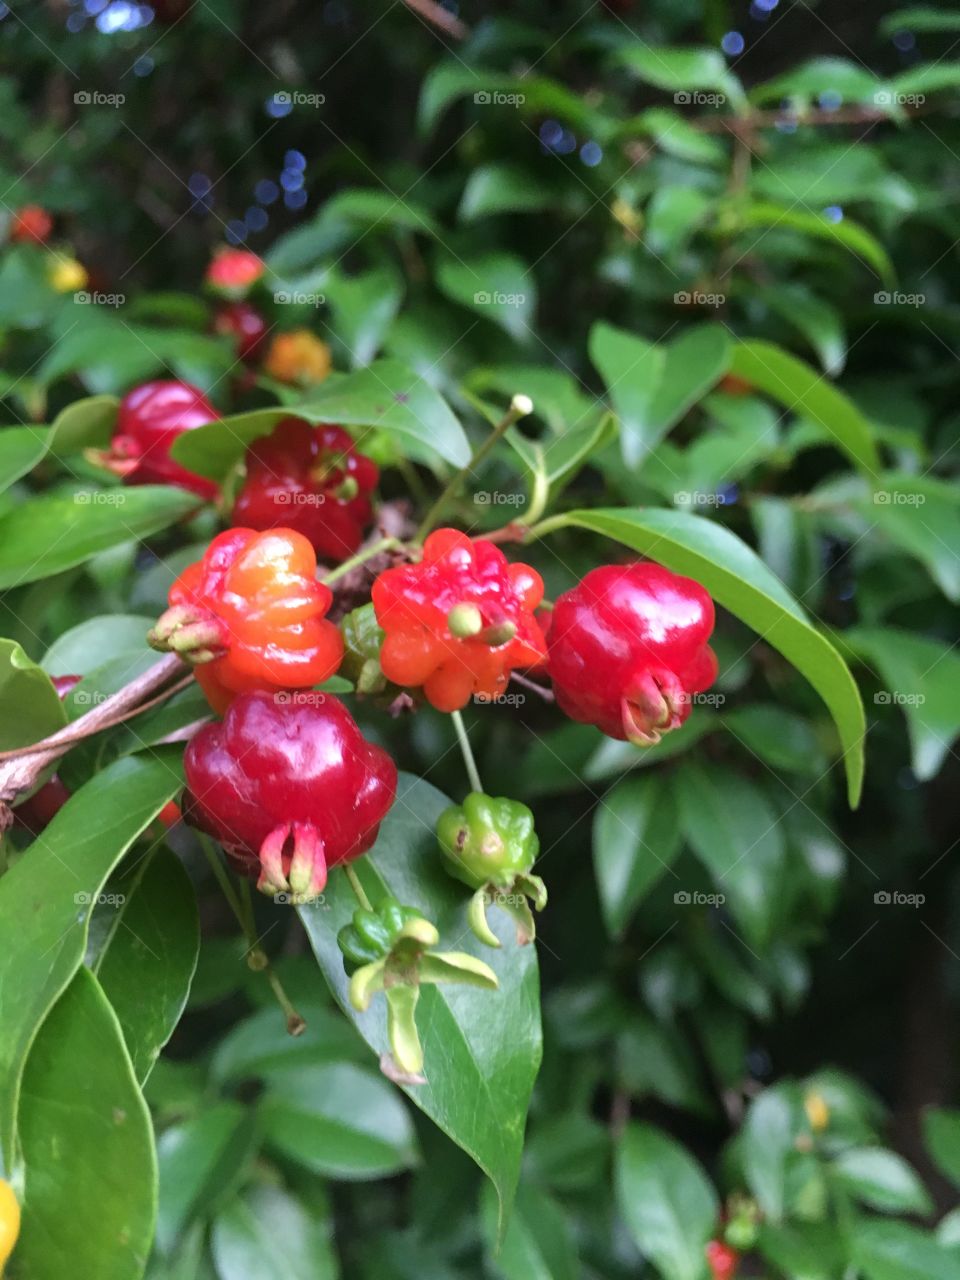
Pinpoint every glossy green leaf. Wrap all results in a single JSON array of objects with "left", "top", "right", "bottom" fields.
[
  {"left": 297, "top": 774, "right": 542, "bottom": 1239},
  {"left": 535, "top": 508, "right": 865, "bottom": 805},
  {"left": 645, "top": 325, "right": 732, "bottom": 450},
  {"left": 0, "top": 486, "right": 201, "bottom": 589},
  {"left": 436, "top": 253, "right": 535, "bottom": 341},
  {"left": 852, "top": 1220, "right": 960, "bottom": 1280},
  {"left": 481, "top": 1181, "right": 580, "bottom": 1280},
  {"left": 646, "top": 186, "right": 713, "bottom": 256},
  {"left": 832, "top": 1147, "right": 932, "bottom": 1214},
  {"left": 211, "top": 1186, "right": 338, "bottom": 1280},
  {"left": 593, "top": 773, "right": 682, "bottom": 938},
  {"left": 756, "top": 284, "right": 847, "bottom": 375},
  {"left": 614, "top": 44, "right": 744, "bottom": 105},
  {"left": 459, "top": 164, "right": 555, "bottom": 221},
  {"left": 156, "top": 1103, "right": 256, "bottom": 1255},
  {"left": 843, "top": 628, "right": 960, "bottom": 782},
  {"left": 722, "top": 704, "right": 827, "bottom": 776},
  {"left": 729, "top": 340, "right": 880, "bottom": 478},
  {"left": 859, "top": 474, "right": 960, "bottom": 601},
  {"left": 41, "top": 613, "right": 156, "bottom": 676},
  {"left": 741, "top": 1084, "right": 803, "bottom": 1223},
  {"left": 588, "top": 321, "right": 665, "bottom": 465},
  {"left": 0, "top": 638, "right": 66, "bottom": 751},
  {"left": 615, "top": 1123, "right": 718, "bottom": 1280},
  {"left": 171, "top": 360, "right": 470, "bottom": 477},
  {"left": 739, "top": 202, "right": 895, "bottom": 286},
  {"left": 16, "top": 967, "right": 156, "bottom": 1280},
  {"left": 676, "top": 764, "right": 785, "bottom": 943},
  {"left": 326, "top": 265, "right": 404, "bottom": 368},
  {"left": 211, "top": 1003, "right": 366, "bottom": 1085},
  {"left": 0, "top": 426, "right": 49, "bottom": 495},
  {"left": 260, "top": 1062, "right": 418, "bottom": 1179},
  {"left": 0, "top": 749, "right": 183, "bottom": 1167},
  {"left": 91, "top": 849, "right": 199, "bottom": 1083}
]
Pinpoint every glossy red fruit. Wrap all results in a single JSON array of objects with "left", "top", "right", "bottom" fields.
[
  {"left": 213, "top": 301, "right": 268, "bottom": 364},
  {"left": 101, "top": 381, "right": 220, "bottom": 500},
  {"left": 547, "top": 563, "right": 717, "bottom": 744},
  {"left": 183, "top": 691, "right": 397, "bottom": 901},
  {"left": 10, "top": 204, "right": 53, "bottom": 245},
  {"left": 232, "top": 419, "right": 379, "bottom": 564},
  {"left": 706, "top": 1240, "right": 740, "bottom": 1280},
  {"left": 205, "top": 248, "right": 264, "bottom": 295},
  {"left": 372, "top": 528, "right": 547, "bottom": 713},
  {"left": 14, "top": 675, "right": 80, "bottom": 834}
]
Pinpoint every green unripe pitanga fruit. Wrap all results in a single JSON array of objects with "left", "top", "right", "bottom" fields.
[{"left": 437, "top": 793, "right": 539, "bottom": 889}]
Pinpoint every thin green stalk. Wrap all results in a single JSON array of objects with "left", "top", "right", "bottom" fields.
[
  {"left": 416, "top": 394, "right": 533, "bottom": 542},
  {"left": 451, "top": 709, "right": 483, "bottom": 794},
  {"left": 197, "top": 832, "right": 306, "bottom": 1035},
  {"left": 344, "top": 863, "right": 373, "bottom": 912},
  {"left": 321, "top": 536, "right": 400, "bottom": 586}
]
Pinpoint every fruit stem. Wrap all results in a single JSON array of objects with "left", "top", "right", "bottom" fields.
[
  {"left": 197, "top": 833, "right": 307, "bottom": 1036},
  {"left": 450, "top": 709, "right": 483, "bottom": 794},
  {"left": 343, "top": 863, "right": 373, "bottom": 912},
  {"left": 415, "top": 394, "right": 533, "bottom": 542},
  {"left": 321, "top": 536, "right": 400, "bottom": 587}
]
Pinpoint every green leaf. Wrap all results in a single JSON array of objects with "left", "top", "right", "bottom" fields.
[
  {"left": 211, "top": 1186, "right": 338, "bottom": 1280},
  {"left": 628, "top": 108, "right": 727, "bottom": 165},
  {"left": 481, "top": 1181, "right": 580, "bottom": 1280},
  {"left": 755, "top": 284, "right": 847, "bottom": 376},
  {"left": 741, "top": 1084, "right": 802, "bottom": 1223},
  {"left": 645, "top": 325, "right": 732, "bottom": 448},
  {"left": 738, "top": 202, "right": 895, "bottom": 286},
  {"left": 91, "top": 849, "right": 199, "bottom": 1083},
  {"left": 728, "top": 340, "right": 881, "bottom": 478},
  {"left": 880, "top": 8, "right": 960, "bottom": 35},
  {"left": 924, "top": 1109, "right": 960, "bottom": 1189},
  {"left": 0, "top": 638, "right": 66, "bottom": 751},
  {"left": 436, "top": 253, "right": 536, "bottom": 341},
  {"left": 0, "top": 749, "right": 183, "bottom": 1167},
  {"left": 750, "top": 57, "right": 881, "bottom": 106},
  {"left": 156, "top": 1103, "right": 257, "bottom": 1255},
  {"left": 588, "top": 321, "right": 665, "bottom": 465},
  {"left": 646, "top": 186, "right": 713, "bottom": 257},
  {"left": 260, "top": 1062, "right": 418, "bottom": 1179},
  {"left": 843, "top": 629, "right": 960, "bottom": 782},
  {"left": 535, "top": 508, "right": 865, "bottom": 805},
  {"left": 459, "top": 163, "right": 555, "bottom": 221},
  {"left": 211, "top": 1003, "right": 366, "bottom": 1085},
  {"left": 326, "top": 265, "right": 404, "bottom": 368},
  {"left": 16, "top": 967, "right": 157, "bottom": 1280},
  {"left": 675, "top": 764, "right": 785, "bottom": 944},
  {"left": 0, "top": 426, "right": 50, "bottom": 495},
  {"left": 722, "top": 704, "right": 826, "bottom": 776},
  {"left": 614, "top": 44, "right": 744, "bottom": 106},
  {"left": 297, "top": 774, "right": 542, "bottom": 1239},
  {"left": 171, "top": 360, "right": 470, "bottom": 477},
  {"left": 860, "top": 475, "right": 960, "bottom": 601},
  {"left": 832, "top": 1147, "right": 932, "bottom": 1214},
  {"left": 0, "top": 486, "right": 202, "bottom": 589},
  {"left": 593, "top": 773, "right": 682, "bottom": 939},
  {"left": 852, "top": 1220, "right": 960, "bottom": 1280},
  {"left": 615, "top": 1123, "right": 718, "bottom": 1280},
  {"left": 41, "top": 614, "right": 157, "bottom": 677}
]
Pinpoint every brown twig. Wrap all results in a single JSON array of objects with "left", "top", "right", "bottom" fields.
[
  {"left": 403, "top": 0, "right": 469, "bottom": 40},
  {"left": 0, "top": 653, "right": 186, "bottom": 819}
]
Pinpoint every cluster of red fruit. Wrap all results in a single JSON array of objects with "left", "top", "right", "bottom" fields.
[{"left": 116, "top": 372, "right": 717, "bottom": 904}]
